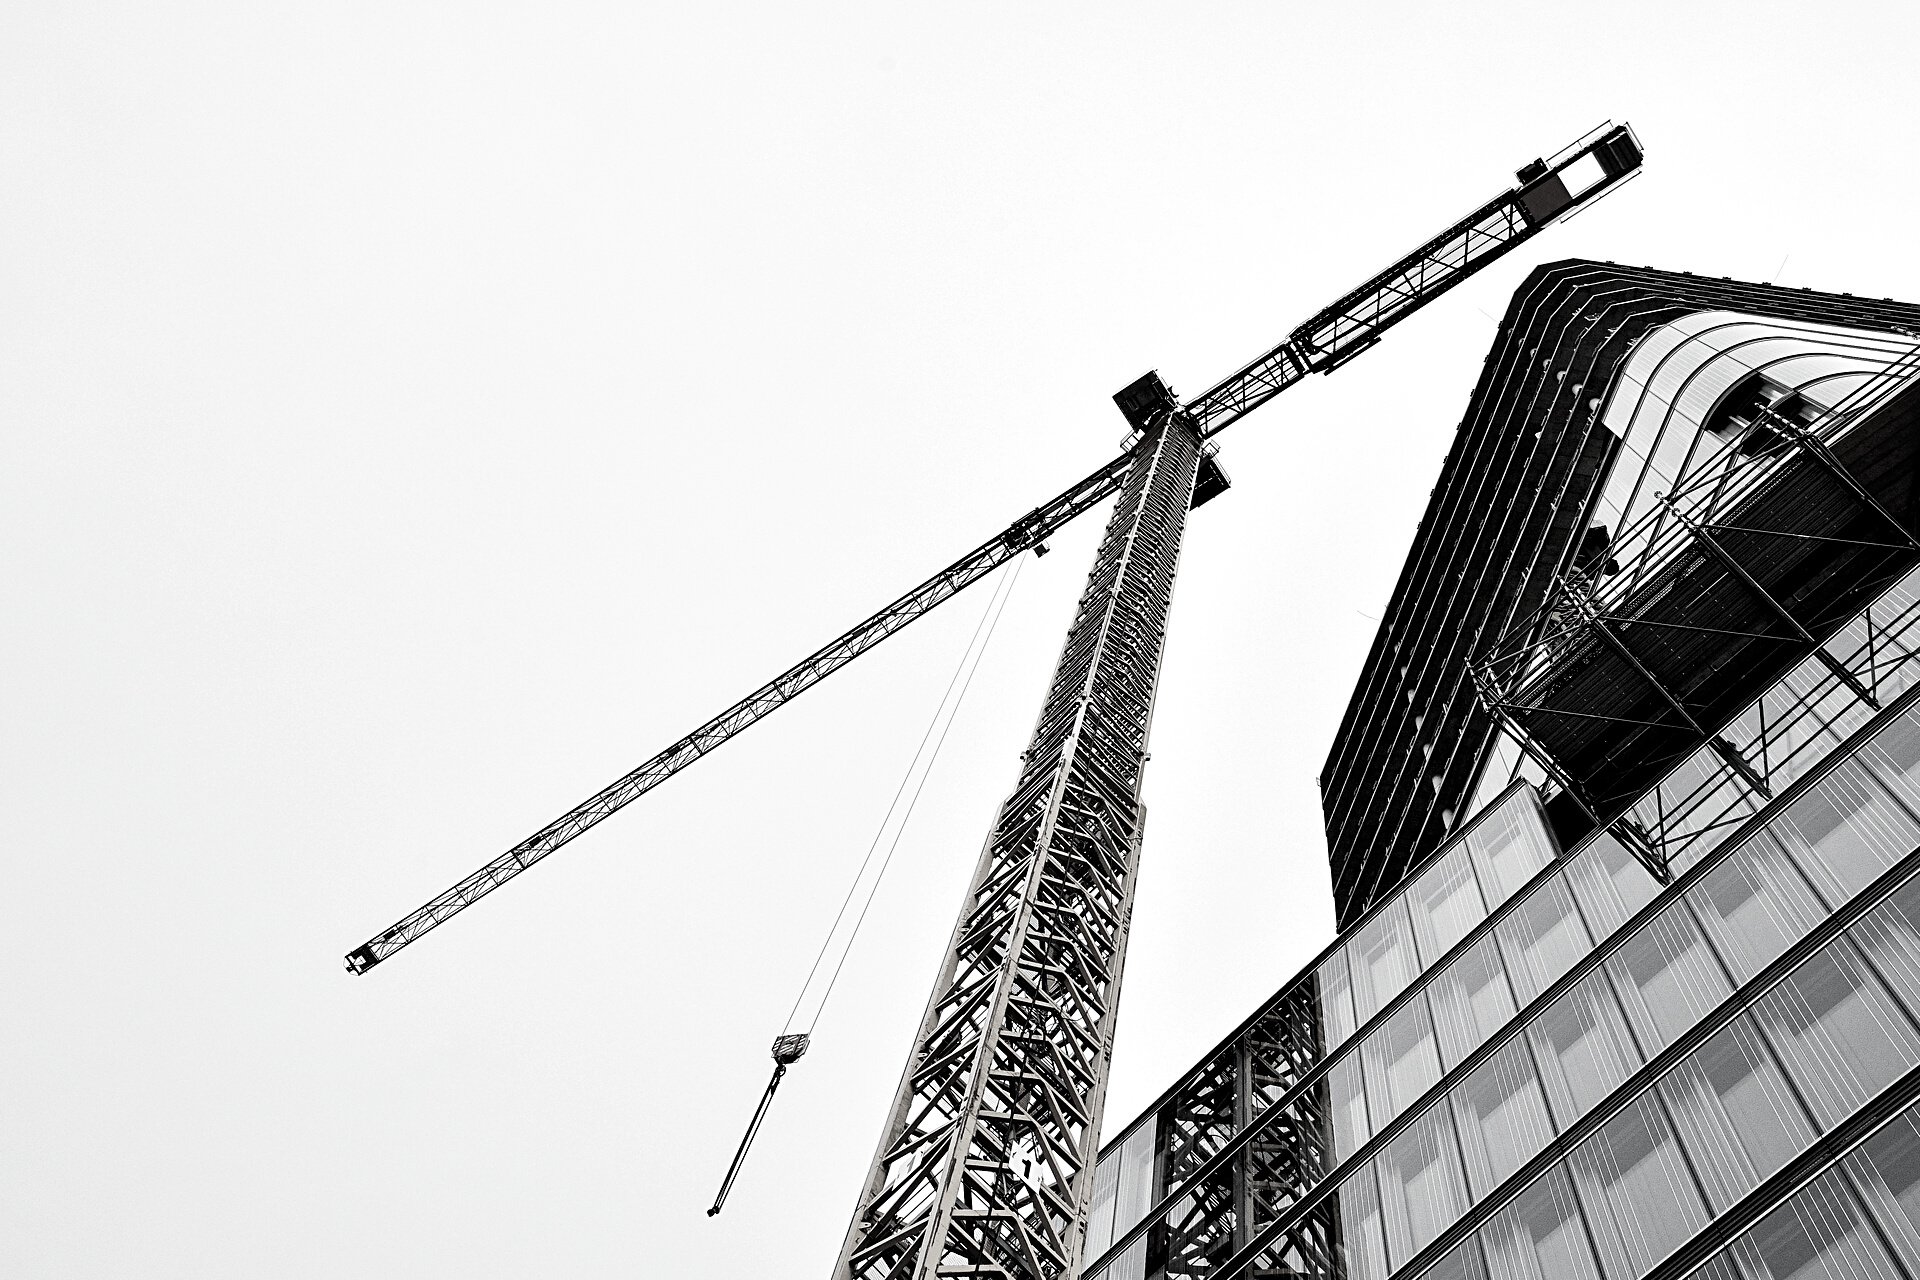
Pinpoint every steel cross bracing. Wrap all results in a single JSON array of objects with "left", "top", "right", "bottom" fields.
[
  {"left": 1076, "top": 979, "right": 1329, "bottom": 1280},
  {"left": 1136, "top": 982, "right": 1325, "bottom": 1279},
  {"left": 834, "top": 415, "right": 1203, "bottom": 1280},
  {"left": 344, "top": 123, "right": 1640, "bottom": 977}
]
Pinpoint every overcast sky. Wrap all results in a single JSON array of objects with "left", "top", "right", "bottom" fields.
[{"left": 7, "top": 3, "right": 1920, "bottom": 1276}]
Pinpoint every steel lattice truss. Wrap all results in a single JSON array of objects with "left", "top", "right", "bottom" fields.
[
  {"left": 344, "top": 453, "right": 1133, "bottom": 973},
  {"left": 1151, "top": 984, "right": 1326, "bottom": 1278},
  {"left": 1184, "top": 193, "right": 1537, "bottom": 437},
  {"left": 835, "top": 417, "right": 1203, "bottom": 1280}
]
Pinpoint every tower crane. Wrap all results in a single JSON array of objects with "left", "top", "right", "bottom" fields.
[{"left": 345, "top": 124, "right": 1644, "bottom": 1279}]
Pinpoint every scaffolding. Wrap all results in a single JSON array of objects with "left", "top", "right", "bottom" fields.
[{"left": 1472, "top": 344, "right": 1920, "bottom": 882}]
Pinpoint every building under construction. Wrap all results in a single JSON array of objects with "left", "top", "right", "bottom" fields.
[
  {"left": 342, "top": 127, "right": 1920, "bottom": 1280},
  {"left": 1080, "top": 264, "right": 1920, "bottom": 1280}
]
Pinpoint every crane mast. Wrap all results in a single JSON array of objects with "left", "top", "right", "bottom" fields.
[{"left": 837, "top": 413, "right": 1202, "bottom": 1279}]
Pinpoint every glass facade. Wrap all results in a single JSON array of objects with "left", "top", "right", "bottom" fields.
[
  {"left": 1081, "top": 560, "right": 1920, "bottom": 1280},
  {"left": 1304, "top": 712, "right": 1920, "bottom": 1280},
  {"left": 1627, "top": 569, "right": 1920, "bottom": 880}
]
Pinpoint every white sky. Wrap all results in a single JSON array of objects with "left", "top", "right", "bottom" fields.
[{"left": 7, "top": 3, "right": 1920, "bottom": 1276}]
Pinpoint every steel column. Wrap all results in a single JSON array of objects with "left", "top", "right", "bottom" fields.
[{"left": 835, "top": 414, "right": 1205, "bottom": 1280}]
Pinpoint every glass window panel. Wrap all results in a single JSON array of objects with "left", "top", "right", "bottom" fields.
[
  {"left": 1453, "top": 1036, "right": 1556, "bottom": 1198},
  {"left": 1085, "top": 1120, "right": 1155, "bottom": 1268},
  {"left": 1659, "top": 1014, "right": 1815, "bottom": 1211},
  {"left": 1666, "top": 771, "right": 1765, "bottom": 879},
  {"left": 1849, "top": 874, "right": 1920, "bottom": 1016},
  {"left": 1432, "top": 935, "right": 1519, "bottom": 1070},
  {"left": 1867, "top": 580, "right": 1920, "bottom": 709},
  {"left": 1686, "top": 831, "right": 1828, "bottom": 984},
  {"left": 1531, "top": 969, "right": 1642, "bottom": 1126},
  {"left": 1418, "top": 1238, "right": 1491, "bottom": 1280},
  {"left": 1098, "top": 1236, "right": 1147, "bottom": 1280},
  {"left": 1731, "top": 661, "right": 1843, "bottom": 804},
  {"left": 1843, "top": 1107, "right": 1920, "bottom": 1272},
  {"left": 1682, "top": 1254, "right": 1749, "bottom": 1280},
  {"left": 1635, "top": 748, "right": 1718, "bottom": 848},
  {"left": 1755, "top": 938, "right": 1920, "bottom": 1129},
  {"left": 1480, "top": 1167, "right": 1603, "bottom": 1280},
  {"left": 1607, "top": 906, "right": 1732, "bottom": 1053},
  {"left": 1331, "top": 1051, "right": 1371, "bottom": 1162},
  {"left": 1363, "top": 995, "right": 1443, "bottom": 1125},
  {"left": 1822, "top": 613, "right": 1877, "bottom": 675},
  {"left": 1321, "top": 950, "right": 1358, "bottom": 1050},
  {"left": 1498, "top": 879, "right": 1592, "bottom": 1006},
  {"left": 1352, "top": 901, "right": 1421, "bottom": 1027},
  {"left": 1114, "top": 1121, "right": 1155, "bottom": 1238},
  {"left": 1881, "top": 657, "right": 1920, "bottom": 714},
  {"left": 1568, "top": 1091, "right": 1709, "bottom": 1279},
  {"left": 1796, "top": 670, "right": 1881, "bottom": 759},
  {"left": 1090, "top": 1159, "right": 1121, "bottom": 1258},
  {"left": 1774, "top": 757, "right": 1920, "bottom": 909},
  {"left": 1413, "top": 845, "right": 1490, "bottom": 965},
  {"left": 1565, "top": 833, "right": 1661, "bottom": 943},
  {"left": 1647, "top": 750, "right": 1764, "bottom": 878},
  {"left": 1378, "top": 1104, "right": 1471, "bottom": 1267},
  {"left": 1086, "top": 1148, "right": 1119, "bottom": 1259},
  {"left": 1469, "top": 793, "right": 1559, "bottom": 906},
  {"left": 1763, "top": 704, "right": 1845, "bottom": 797},
  {"left": 1726, "top": 1166, "right": 1902, "bottom": 1280},
  {"left": 1860, "top": 708, "right": 1920, "bottom": 814},
  {"left": 1337, "top": 1166, "right": 1390, "bottom": 1280}
]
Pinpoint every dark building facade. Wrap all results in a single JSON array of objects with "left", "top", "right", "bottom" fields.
[
  {"left": 1076, "top": 263, "right": 1920, "bottom": 1280},
  {"left": 1319, "top": 262, "right": 1920, "bottom": 931}
]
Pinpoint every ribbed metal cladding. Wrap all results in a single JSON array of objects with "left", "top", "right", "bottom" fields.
[{"left": 835, "top": 415, "right": 1204, "bottom": 1280}]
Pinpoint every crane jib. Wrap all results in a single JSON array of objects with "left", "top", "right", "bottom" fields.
[
  {"left": 344, "top": 451, "right": 1135, "bottom": 973},
  {"left": 1185, "top": 123, "right": 1642, "bottom": 438},
  {"left": 343, "top": 122, "right": 1642, "bottom": 977}
]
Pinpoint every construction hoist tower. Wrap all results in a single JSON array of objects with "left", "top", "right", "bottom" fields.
[
  {"left": 341, "top": 125, "right": 1645, "bottom": 1280},
  {"left": 836, "top": 411, "right": 1202, "bottom": 1278}
]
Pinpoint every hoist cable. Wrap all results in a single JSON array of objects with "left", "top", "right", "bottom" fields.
[
  {"left": 708, "top": 551, "right": 1029, "bottom": 1217},
  {"left": 807, "top": 552, "right": 1026, "bottom": 1035},
  {"left": 781, "top": 551, "right": 1026, "bottom": 1037}
]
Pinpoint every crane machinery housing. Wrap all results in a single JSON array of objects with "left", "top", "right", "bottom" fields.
[{"left": 344, "top": 122, "right": 1645, "bottom": 1280}]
